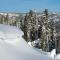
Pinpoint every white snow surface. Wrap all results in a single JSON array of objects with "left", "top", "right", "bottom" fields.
[
  {"left": 0, "top": 24, "right": 55, "bottom": 60},
  {"left": 48, "top": 49, "right": 56, "bottom": 59},
  {"left": 55, "top": 54, "right": 60, "bottom": 59}
]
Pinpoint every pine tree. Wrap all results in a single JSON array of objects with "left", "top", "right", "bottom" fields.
[
  {"left": 40, "top": 9, "right": 49, "bottom": 51},
  {"left": 48, "top": 19, "right": 56, "bottom": 51},
  {"left": 24, "top": 14, "right": 27, "bottom": 40},
  {"left": 0, "top": 15, "right": 3, "bottom": 24},
  {"left": 5, "top": 13, "right": 9, "bottom": 25},
  {"left": 24, "top": 10, "right": 38, "bottom": 42}
]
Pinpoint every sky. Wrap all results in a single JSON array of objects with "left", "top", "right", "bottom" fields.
[{"left": 0, "top": 0, "right": 60, "bottom": 13}]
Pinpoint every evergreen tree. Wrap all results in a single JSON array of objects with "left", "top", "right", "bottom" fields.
[
  {"left": 40, "top": 9, "right": 49, "bottom": 51},
  {"left": 48, "top": 19, "right": 56, "bottom": 51},
  {"left": 24, "top": 13, "right": 29, "bottom": 41},
  {"left": 0, "top": 15, "right": 3, "bottom": 24},
  {"left": 5, "top": 13, "right": 9, "bottom": 25}
]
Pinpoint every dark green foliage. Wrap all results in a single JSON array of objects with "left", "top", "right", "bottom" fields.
[
  {"left": 5, "top": 14, "right": 9, "bottom": 24},
  {"left": 49, "top": 40, "right": 55, "bottom": 52},
  {"left": 30, "top": 30, "right": 38, "bottom": 42},
  {"left": 38, "top": 26, "right": 42, "bottom": 38}
]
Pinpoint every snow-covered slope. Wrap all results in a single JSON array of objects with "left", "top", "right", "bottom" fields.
[{"left": 0, "top": 24, "right": 54, "bottom": 60}]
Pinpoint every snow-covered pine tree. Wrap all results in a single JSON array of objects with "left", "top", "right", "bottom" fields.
[{"left": 40, "top": 9, "right": 49, "bottom": 52}]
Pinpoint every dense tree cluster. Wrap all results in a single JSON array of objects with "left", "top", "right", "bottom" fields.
[{"left": 23, "top": 9, "right": 57, "bottom": 52}]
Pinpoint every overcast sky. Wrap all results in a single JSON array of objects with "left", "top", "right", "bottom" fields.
[{"left": 0, "top": 0, "right": 60, "bottom": 12}]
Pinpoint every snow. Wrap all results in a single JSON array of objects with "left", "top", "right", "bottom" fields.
[
  {"left": 0, "top": 24, "right": 55, "bottom": 60},
  {"left": 28, "top": 41, "right": 60, "bottom": 60},
  {"left": 28, "top": 42, "right": 32, "bottom": 47},
  {"left": 0, "top": 13, "right": 19, "bottom": 17},
  {"left": 48, "top": 49, "right": 56, "bottom": 58},
  {"left": 55, "top": 54, "right": 60, "bottom": 59}
]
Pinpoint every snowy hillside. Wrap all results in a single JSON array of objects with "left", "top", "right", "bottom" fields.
[{"left": 0, "top": 24, "right": 55, "bottom": 60}]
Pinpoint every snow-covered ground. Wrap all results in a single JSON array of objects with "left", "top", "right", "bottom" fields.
[
  {"left": 28, "top": 40, "right": 60, "bottom": 60},
  {"left": 0, "top": 24, "right": 56, "bottom": 60}
]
